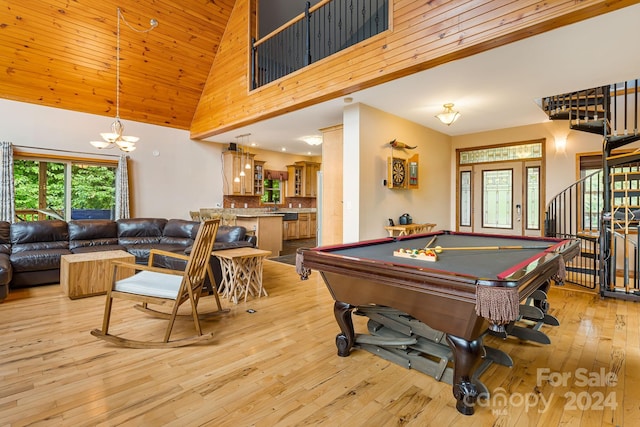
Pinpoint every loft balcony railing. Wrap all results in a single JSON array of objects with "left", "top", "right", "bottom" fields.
[{"left": 251, "top": 0, "right": 389, "bottom": 89}]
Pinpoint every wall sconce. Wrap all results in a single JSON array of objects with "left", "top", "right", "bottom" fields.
[
  {"left": 435, "top": 103, "right": 461, "bottom": 126},
  {"left": 555, "top": 136, "right": 567, "bottom": 153}
]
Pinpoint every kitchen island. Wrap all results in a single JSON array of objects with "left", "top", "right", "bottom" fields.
[
  {"left": 199, "top": 207, "right": 317, "bottom": 257},
  {"left": 235, "top": 214, "right": 283, "bottom": 257}
]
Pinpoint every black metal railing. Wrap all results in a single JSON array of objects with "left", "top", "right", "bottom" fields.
[
  {"left": 545, "top": 170, "right": 602, "bottom": 289},
  {"left": 543, "top": 79, "right": 640, "bottom": 295},
  {"left": 251, "top": 0, "right": 389, "bottom": 89},
  {"left": 543, "top": 80, "right": 639, "bottom": 143}
]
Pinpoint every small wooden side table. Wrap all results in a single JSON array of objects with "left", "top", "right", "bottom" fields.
[
  {"left": 212, "top": 248, "right": 271, "bottom": 304},
  {"left": 384, "top": 223, "right": 437, "bottom": 237},
  {"left": 60, "top": 250, "right": 135, "bottom": 299}
]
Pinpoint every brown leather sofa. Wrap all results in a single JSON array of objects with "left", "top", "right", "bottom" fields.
[{"left": 0, "top": 218, "right": 256, "bottom": 302}]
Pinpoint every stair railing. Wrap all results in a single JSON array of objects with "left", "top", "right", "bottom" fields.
[
  {"left": 545, "top": 169, "right": 602, "bottom": 289},
  {"left": 251, "top": 0, "right": 389, "bottom": 89}
]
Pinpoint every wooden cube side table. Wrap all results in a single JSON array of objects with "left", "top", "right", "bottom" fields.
[{"left": 60, "top": 250, "right": 135, "bottom": 299}]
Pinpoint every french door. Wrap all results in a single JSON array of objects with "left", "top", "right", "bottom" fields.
[{"left": 458, "top": 159, "right": 543, "bottom": 237}]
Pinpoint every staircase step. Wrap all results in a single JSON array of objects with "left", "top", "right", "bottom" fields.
[
  {"left": 570, "top": 121, "right": 606, "bottom": 135},
  {"left": 545, "top": 101, "right": 606, "bottom": 112},
  {"left": 607, "top": 144, "right": 640, "bottom": 166},
  {"left": 606, "top": 134, "right": 640, "bottom": 146}
]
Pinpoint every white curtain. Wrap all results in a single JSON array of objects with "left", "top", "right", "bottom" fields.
[
  {"left": 115, "top": 154, "right": 130, "bottom": 219},
  {"left": 0, "top": 141, "right": 15, "bottom": 223}
]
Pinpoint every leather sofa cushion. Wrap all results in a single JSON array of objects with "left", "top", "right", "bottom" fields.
[
  {"left": 117, "top": 218, "right": 166, "bottom": 246},
  {"left": 69, "top": 219, "right": 118, "bottom": 239},
  {"left": 11, "top": 220, "right": 69, "bottom": 247},
  {"left": 0, "top": 253, "right": 12, "bottom": 285},
  {"left": 10, "top": 248, "right": 71, "bottom": 272},
  {"left": 126, "top": 244, "right": 187, "bottom": 264},
  {"left": 68, "top": 220, "right": 118, "bottom": 249},
  {"left": 12, "top": 241, "right": 69, "bottom": 252},
  {"left": 160, "top": 219, "right": 198, "bottom": 247},
  {"left": 213, "top": 240, "right": 253, "bottom": 250},
  {"left": 117, "top": 218, "right": 167, "bottom": 238},
  {"left": 216, "top": 225, "right": 246, "bottom": 243},
  {"left": 71, "top": 245, "right": 126, "bottom": 254},
  {"left": 163, "top": 219, "right": 199, "bottom": 239},
  {"left": 0, "top": 221, "right": 10, "bottom": 255}
]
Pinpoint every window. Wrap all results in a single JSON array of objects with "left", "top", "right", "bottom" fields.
[
  {"left": 14, "top": 155, "right": 118, "bottom": 221},
  {"left": 577, "top": 154, "right": 607, "bottom": 232},
  {"left": 482, "top": 169, "right": 513, "bottom": 229},
  {"left": 459, "top": 142, "right": 542, "bottom": 164},
  {"left": 581, "top": 171, "right": 603, "bottom": 232},
  {"left": 459, "top": 171, "right": 471, "bottom": 227},
  {"left": 261, "top": 178, "right": 281, "bottom": 204},
  {"left": 526, "top": 167, "right": 540, "bottom": 230}
]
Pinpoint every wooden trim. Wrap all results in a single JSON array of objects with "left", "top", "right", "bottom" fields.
[
  {"left": 14, "top": 151, "right": 119, "bottom": 166},
  {"left": 455, "top": 139, "right": 546, "bottom": 235}
]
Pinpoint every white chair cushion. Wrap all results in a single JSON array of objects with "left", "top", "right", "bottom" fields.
[{"left": 114, "top": 271, "right": 183, "bottom": 299}]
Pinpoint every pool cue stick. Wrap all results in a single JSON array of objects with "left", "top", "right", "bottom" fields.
[
  {"left": 435, "top": 244, "right": 552, "bottom": 252},
  {"left": 423, "top": 236, "right": 437, "bottom": 249}
]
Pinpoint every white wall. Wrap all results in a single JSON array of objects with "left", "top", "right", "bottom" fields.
[
  {"left": 344, "top": 103, "right": 451, "bottom": 242},
  {"left": 0, "top": 99, "right": 224, "bottom": 219},
  {"left": 342, "top": 104, "right": 361, "bottom": 243}
]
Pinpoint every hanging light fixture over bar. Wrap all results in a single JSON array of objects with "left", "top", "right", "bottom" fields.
[
  {"left": 233, "top": 133, "right": 252, "bottom": 184},
  {"left": 90, "top": 8, "right": 158, "bottom": 152}
]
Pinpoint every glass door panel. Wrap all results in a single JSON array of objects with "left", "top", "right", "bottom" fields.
[
  {"left": 473, "top": 162, "right": 522, "bottom": 236},
  {"left": 482, "top": 169, "right": 513, "bottom": 228}
]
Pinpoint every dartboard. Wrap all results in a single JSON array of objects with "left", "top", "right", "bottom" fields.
[{"left": 392, "top": 158, "right": 406, "bottom": 186}]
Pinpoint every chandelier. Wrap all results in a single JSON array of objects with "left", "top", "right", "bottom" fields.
[{"left": 90, "top": 8, "right": 158, "bottom": 152}]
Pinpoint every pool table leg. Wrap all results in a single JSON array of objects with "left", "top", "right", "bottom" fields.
[
  {"left": 446, "top": 334, "right": 483, "bottom": 416},
  {"left": 334, "top": 301, "right": 355, "bottom": 357}
]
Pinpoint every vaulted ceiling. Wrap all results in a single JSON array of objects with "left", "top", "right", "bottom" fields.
[
  {"left": 0, "top": 0, "right": 236, "bottom": 130},
  {"left": 2, "top": 0, "right": 638, "bottom": 155}
]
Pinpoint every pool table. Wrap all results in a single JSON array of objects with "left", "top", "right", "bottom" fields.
[{"left": 300, "top": 231, "right": 580, "bottom": 415}]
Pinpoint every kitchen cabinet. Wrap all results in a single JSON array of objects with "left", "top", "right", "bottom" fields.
[
  {"left": 285, "top": 161, "right": 321, "bottom": 197},
  {"left": 303, "top": 162, "right": 320, "bottom": 197},
  {"left": 309, "top": 213, "right": 317, "bottom": 238},
  {"left": 286, "top": 164, "right": 303, "bottom": 197},
  {"left": 253, "top": 160, "right": 265, "bottom": 195},
  {"left": 283, "top": 212, "right": 317, "bottom": 240},
  {"left": 283, "top": 220, "right": 299, "bottom": 240},
  {"left": 223, "top": 151, "right": 254, "bottom": 195},
  {"left": 298, "top": 213, "right": 309, "bottom": 238}
]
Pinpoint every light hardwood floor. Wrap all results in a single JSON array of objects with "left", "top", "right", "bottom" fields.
[{"left": 1, "top": 260, "right": 638, "bottom": 426}]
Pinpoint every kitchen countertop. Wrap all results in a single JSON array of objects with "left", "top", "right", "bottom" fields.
[
  {"left": 235, "top": 213, "right": 284, "bottom": 218},
  {"left": 200, "top": 207, "right": 316, "bottom": 218}
]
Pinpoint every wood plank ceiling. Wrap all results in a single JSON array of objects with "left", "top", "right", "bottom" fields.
[{"left": 0, "top": 0, "right": 236, "bottom": 130}]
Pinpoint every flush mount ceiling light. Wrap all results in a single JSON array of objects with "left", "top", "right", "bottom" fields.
[
  {"left": 300, "top": 135, "right": 323, "bottom": 146},
  {"left": 90, "top": 8, "right": 158, "bottom": 152},
  {"left": 435, "top": 103, "right": 461, "bottom": 126}
]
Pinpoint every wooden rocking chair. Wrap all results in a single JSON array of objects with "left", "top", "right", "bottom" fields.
[{"left": 91, "top": 218, "right": 224, "bottom": 348}]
